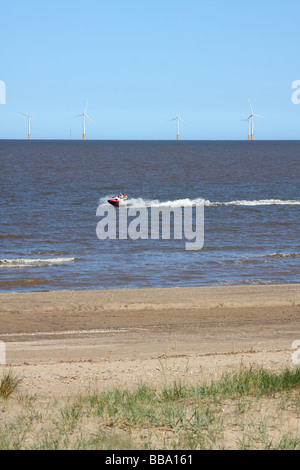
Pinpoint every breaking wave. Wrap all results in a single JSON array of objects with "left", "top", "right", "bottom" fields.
[
  {"left": 263, "top": 253, "right": 300, "bottom": 259},
  {"left": 0, "top": 257, "right": 75, "bottom": 268}
]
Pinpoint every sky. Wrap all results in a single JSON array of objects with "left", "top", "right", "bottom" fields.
[{"left": 0, "top": 0, "right": 299, "bottom": 140}]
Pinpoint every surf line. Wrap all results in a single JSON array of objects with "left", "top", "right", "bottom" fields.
[{"left": 96, "top": 203, "right": 204, "bottom": 251}]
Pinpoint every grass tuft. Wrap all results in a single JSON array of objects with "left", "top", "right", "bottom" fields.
[{"left": 0, "top": 369, "right": 22, "bottom": 399}]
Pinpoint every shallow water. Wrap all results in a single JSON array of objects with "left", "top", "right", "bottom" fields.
[{"left": 0, "top": 140, "right": 299, "bottom": 292}]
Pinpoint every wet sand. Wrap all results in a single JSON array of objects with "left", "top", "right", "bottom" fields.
[{"left": 0, "top": 284, "right": 299, "bottom": 396}]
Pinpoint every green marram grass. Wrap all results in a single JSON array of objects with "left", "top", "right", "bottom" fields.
[{"left": 0, "top": 366, "right": 299, "bottom": 450}]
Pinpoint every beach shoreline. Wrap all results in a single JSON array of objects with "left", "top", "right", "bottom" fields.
[
  {"left": 0, "top": 283, "right": 299, "bottom": 332},
  {"left": 0, "top": 283, "right": 298, "bottom": 366}
]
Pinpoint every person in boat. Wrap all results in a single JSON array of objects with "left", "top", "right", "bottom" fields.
[{"left": 119, "top": 193, "right": 128, "bottom": 200}]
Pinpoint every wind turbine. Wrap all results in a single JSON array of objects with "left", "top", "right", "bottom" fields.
[
  {"left": 168, "top": 107, "right": 187, "bottom": 140},
  {"left": 242, "top": 100, "right": 264, "bottom": 140},
  {"left": 19, "top": 110, "right": 37, "bottom": 140},
  {"left": 72, "top": 100, "right": 96, "bottom": 140},
  {"left": 241, "top": 116, "right": 251, "bottom": 141}
]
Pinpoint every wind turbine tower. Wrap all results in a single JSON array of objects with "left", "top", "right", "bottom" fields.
[
  {"left": 168, "top": 107, "right": 187, "bottom": 140},
  {"left": 242, "top": 100, "right": 264, "bottom": 140},
  {"left": 19, "top": 111, "right": 37, "bottom": 140},
  {"left": 241, "top": 116, "right": 251, "bottom": 141},
  {"left": 72, "top": 100, "right": 96, "bottom": 140}
]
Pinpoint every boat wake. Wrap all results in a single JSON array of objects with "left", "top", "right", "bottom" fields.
[
  {"left": 212, "top": 199, "right": 300, "bottom": 206},
  {"left": 99, "top": 196, "right": 300, "bottom": 208}
]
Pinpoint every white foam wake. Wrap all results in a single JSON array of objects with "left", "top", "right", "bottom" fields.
[
  {"left": 214, "top": 199, "right": 300, "bottom": 206},
  {"left": 129, "top": 197, "right": 209, "bottom": 207},
  {"left": 99, "top": 196, "right": 300, "bottom": 207},
  {"left": 0, "top": 257, "right": 75, "bottom": 268}
]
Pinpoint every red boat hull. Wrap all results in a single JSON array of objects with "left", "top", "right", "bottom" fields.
[{"left": 107, "top": 198, "right": 120, "bottom": 207}]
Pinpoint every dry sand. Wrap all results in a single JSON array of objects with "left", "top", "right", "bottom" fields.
[{"left": 0, "top": 284, "right": 299, "bottom": 397}]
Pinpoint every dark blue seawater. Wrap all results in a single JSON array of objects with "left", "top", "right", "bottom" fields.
[{"left": 0, "top": 140, "right": 299, "bottom": 292}]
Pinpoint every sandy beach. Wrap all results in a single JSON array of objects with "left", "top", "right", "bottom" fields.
[{"left": 0, "top": 284, "right": 299, "bottom": 397}]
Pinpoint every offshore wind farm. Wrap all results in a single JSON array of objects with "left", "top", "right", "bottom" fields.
[
  {"left": 11, "top": 99, "right": 269, "bottom": 141},
  {"left": 0, "top": 2, "right": 299, "bottom": 142}
]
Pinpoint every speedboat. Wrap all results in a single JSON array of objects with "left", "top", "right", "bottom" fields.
[{"left": 107, "top": 193, "right": 129, "bottom": 207}]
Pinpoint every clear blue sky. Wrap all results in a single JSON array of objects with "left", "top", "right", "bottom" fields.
[{"left": 1, "top": 0, "right": 299, "bottom": 140}]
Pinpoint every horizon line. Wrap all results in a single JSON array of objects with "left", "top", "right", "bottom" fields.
[{"left": 0, "top": 138, "right": 299, "bottom": 142}]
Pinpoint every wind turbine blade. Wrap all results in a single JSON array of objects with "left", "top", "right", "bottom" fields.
[
  {"left": 84, "top": 100, "right": 88, "bottom": 114},
  {"left": 72, "top": 113, "right": 83, "bottom": 118},
  {"left": 19, "top": 112, "right": 29, "bottom": 117},
  {"left": 30, "top": 109, "right": 38, "bottom": 117},
  {"left": 253, "top": 114, "right": 264, "bottom": 119},
  {"left": 248, "top": 99, "right": 253, "bottom": 115},
  {"left": 85, "top": 114, "right": 96, "bottom": 125},
  {"left": 179, "top": 117, "right": 187, "bottom": 125},
  {"left": 167, "top": 117, "right": 177, "bottom": 122}
]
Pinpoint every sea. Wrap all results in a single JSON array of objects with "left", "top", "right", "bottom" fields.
[{"left": 0, "top": 140, "right": 299, "bottom": 293}]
